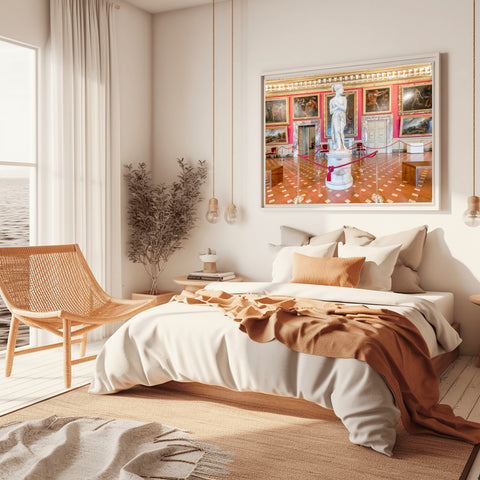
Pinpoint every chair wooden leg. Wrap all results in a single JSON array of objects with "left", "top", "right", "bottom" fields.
[
  {"left": 80, "top": 333, "right": 87, "bottom": 357},
  {"left": 5, "top": 315, "right": 19, "bottom": 377},
  {"left": 63, "top": 319, "right": 72, "bottom": 389}
]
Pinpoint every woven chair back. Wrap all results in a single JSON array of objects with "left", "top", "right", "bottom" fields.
[{"left": 0, "top": 244, "right": 109, "bottom": 316}]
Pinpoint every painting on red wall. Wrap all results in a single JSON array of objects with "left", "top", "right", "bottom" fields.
[
  {"left": 363, "top": 86, "right": 391, "bottom": 114},
  {"left": 399, "top": 83, "right": 432, "bottom": 114},
  {"left": 324, "top": 90, "right": 358, "bottom": 139},
  {"left": 399, "top": 115, "right": 432, "bottom": 137},
  {"left": 292, "top": 94, "right": 319, "bottom": 119},
  {"left": 265, "top": 97, "right": 289, "bottom": 125},
  {"left": 265, "top": 126, "right": 288, "bottom": 145}
]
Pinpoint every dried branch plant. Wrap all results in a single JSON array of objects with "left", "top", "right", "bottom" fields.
[{"left": 124, "top": 159, "right": 207, "bottom": 294}]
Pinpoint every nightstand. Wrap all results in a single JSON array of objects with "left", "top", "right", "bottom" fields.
[
  {"left": 173, "top": 275, "right": 243, "bottom": 293},
  {"left": 469, "top": 294, "right": 480, "bottom": 367}
]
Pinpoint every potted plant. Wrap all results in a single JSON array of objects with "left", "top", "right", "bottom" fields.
[{"left": 124, "top": 158, "right": 207, "bottom": 295}]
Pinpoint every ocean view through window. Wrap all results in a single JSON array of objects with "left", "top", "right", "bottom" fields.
[{"left": 0, "top": 39, "right": 37, "bottom": 350}]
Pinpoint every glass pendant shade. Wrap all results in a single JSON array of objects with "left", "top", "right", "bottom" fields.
[
  {"left": 225, "top": 202, "right": 238, "bottom": 224},
  {"left": 463, "top": 195, "right": 480, "bottom": 227},
  {"left": 205, "top": 197, "right": 220, "bottom": 223}
]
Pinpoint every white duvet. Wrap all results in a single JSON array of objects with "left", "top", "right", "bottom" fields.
[{"left": 89, "top": 283, "right": 461, "bottom": 456}]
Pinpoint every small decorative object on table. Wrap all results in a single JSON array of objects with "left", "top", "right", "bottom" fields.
[{"left": 199, "top": 248, "right": 217, "bottom": 273}]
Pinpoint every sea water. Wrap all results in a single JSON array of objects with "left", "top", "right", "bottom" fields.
[{"left": 0, "top": 177, "right": 30, "bottom": 348}]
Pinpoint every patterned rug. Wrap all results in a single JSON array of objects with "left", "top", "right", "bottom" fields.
[{"left": 0, "top": 416, "right": 232, "bottom": 479}]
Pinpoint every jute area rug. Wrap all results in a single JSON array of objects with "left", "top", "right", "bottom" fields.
[{"left": 0, "top": 381, "right": 476, "bottom": 480}]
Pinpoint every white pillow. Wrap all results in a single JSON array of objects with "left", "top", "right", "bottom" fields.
[
  {"left": 272, "top": 243, "right": 337, "bottom": 283},
  {"left": 337, "top": 243, "right": 402, "bottom": 291}
]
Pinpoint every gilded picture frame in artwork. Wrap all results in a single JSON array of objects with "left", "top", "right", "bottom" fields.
[
  {"left": 265, "top": 97, "right": 289, "bottom": 125},
  {"left": 398, "top": 82, "right": 432, "bottom": 115},
  {"left": 265, "top": 126, "right": 288, "bottom": 145},
  {"left": 292, "top": 94, "right": 320, "bottom": 120},
  {"left": 363, "top": 86, "right": 392, "bottom": 114}
]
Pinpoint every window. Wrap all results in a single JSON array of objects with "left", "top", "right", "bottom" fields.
[{"left": 0, "top": 38, "right": 37, "bottom": 350}]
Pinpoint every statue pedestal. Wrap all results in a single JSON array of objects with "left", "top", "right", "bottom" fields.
[{"left": 325, "top": 150, "right": 353, "bottom": 190}]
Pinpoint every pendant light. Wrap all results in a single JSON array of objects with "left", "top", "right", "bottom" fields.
[
  {"left": 205, "top": 0, "right": 220, "bottom": 224},
  {"left": 225, "top": 0, "right": 238, "bottom": 224},
  {"left": 464, "top": 0, "right": 480, "bottom": 226}
]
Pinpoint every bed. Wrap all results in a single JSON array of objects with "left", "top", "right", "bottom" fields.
[
  {"left": 90, "top": 282, "right": 462, "bottom": 456},
  {"left": 89, "top": 225, "right": 476, "bottom": 456}
]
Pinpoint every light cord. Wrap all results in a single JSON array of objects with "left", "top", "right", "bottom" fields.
[
  {"left": 230, "top": 0, "right": 234, "bottom": 202},
  {"left": 212, "top": 0, "right": 216, "bottom": 197},
  {"left": 474, "top": 0, "right": 476, "bottom": 196}
]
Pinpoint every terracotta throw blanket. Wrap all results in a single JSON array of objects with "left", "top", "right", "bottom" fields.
[{"left": 174, "top": 289, "right": 480, "bottom": 444}]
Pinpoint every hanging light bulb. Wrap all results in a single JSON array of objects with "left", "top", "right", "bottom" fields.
[
  {"left": 205, "top": 0, "right": 220, "bottom": 224},
  {"left": 463, "top": 195, "right": 480, "bottom": 227},
  {"left": 226, "top": 0, "right": 239, "bottom": 224},
  {"left": 464, "top": 0, "right": 480, "bottom": 227},
  {"left": 206, "top": 197, "right": 220, "bottom": 223},
  {"left": 225, "top": 202, "right": 238, "bottom": 224}
]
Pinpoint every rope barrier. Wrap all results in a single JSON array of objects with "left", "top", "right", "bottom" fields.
[
  {"left": 268, "top": 138, "right": 430, "bottom": 183},
  {"left": 298, "top": 150, "right": 378, "bottom": 182},
  {"left": 269, "top": 138, "right": 431, "bottom": 159}
]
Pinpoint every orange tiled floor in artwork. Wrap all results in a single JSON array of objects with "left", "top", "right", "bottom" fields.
[{"left": 265, "top": 151, "right": 433, "bottom": 205}]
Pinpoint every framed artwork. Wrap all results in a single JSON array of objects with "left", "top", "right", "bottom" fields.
[
  {"left": 324, "top": 90, "right": 358, "bottom": 138},
  {"left": 292, "top": 94, "right": 319, "bottom": 119},
  {"left": 261, "top": 53, "right": 440, "bottom": 210},
  {"left": 265, "top": 126, "right": 288, "bottom": 145},
  {"left": 363, "top": 86, "right": 391, "bottom": 114},
  {"left": 399, "top": 115, "right": 432, "bottom": 137},
  {"left": 399, "top": 82, "right": 432, "bottom": 114},
  {"left": 265, "top": 97, "right": 289, "bottom": 125}
]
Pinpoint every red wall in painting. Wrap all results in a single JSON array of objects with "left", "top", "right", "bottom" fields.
[{"left": 270, "top": 80, "right": 431, "bottom": 148}]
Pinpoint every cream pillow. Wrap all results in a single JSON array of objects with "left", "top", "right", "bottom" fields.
[
  {"left": 291, "top": 253, "right": 365, "bottom": 288},
  {"left": 279, "top": 225, "right": 312, "bottom": 246},
  {"left": 267, "top": 226, "right": 312, "bottom": 255},
  {"left": 272, "top": 243, "right": 337, "bottom": 283},
  {"left": 343, "top": 225, "right": 428, "bottom": 293},
  {"left": 309, "top": 227, "right": 345, "bottom": 246},
  {"left": 338, "top": 243, "right": 402, "bottom": 291}
]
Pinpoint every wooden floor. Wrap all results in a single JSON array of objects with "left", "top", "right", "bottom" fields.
[
  {"left": 0, "top": 351, "right": 479, "bottom": 478},
  {"left": 265, "top": 152, "right": 433, "bottom": 205},
  {"left": 0, "top": 341, "right": 103, "bottom": 416}
]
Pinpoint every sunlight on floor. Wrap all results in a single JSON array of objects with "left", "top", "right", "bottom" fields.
[{"left": 0, "top": 340, "right": 104, "bottom": 416}]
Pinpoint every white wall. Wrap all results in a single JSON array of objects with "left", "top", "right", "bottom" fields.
[
  {"left": 116, "top": 1, "right": 154, "bottom": 297},
  {"left": 152, "top": 0, "right": 480, "bottom": 354}
]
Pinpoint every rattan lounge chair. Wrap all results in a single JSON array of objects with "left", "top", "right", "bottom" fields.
[{"left": 0, "top": 244, "right": 160, "bottom": 388}]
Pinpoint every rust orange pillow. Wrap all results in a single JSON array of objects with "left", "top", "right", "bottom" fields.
[{"left": 291, "top": 253, "right": 366, "bottom": 288}]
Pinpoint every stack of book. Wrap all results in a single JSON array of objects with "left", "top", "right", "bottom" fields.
[{"left": 187, "top": 271, "right": 236, "bottom": 281}]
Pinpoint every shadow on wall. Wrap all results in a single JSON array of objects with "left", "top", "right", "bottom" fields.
[{"left": 419, "top": 228, "right": 480, "bottom": 350}]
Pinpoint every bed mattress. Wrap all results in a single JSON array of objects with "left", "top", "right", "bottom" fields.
[{"left": 90, "top": 282, "right": 461, "bottom": 456}]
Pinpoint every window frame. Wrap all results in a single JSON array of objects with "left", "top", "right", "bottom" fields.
[{"left": 0, "top": 36, "right": 39, "bottom": 246}]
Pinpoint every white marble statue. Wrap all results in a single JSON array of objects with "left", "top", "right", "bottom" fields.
[{"left": 330, "top": 83, "right": 347, "bottom": 151}]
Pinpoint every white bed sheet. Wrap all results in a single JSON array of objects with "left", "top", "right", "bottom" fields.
[
  {"left": 412, "top": 291, "right": 454, "bottom": 325},
  {"left": 89, "top": 283, "right": 461, "bottom": 457}
]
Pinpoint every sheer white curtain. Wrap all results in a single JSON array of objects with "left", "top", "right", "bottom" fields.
[{"left": 35, "top": 0, "right": 120, "bottom": 345}]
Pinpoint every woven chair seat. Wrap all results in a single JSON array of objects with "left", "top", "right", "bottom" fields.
[{"left": 0, "top": 244, "right": 158, "bottom": 388}]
